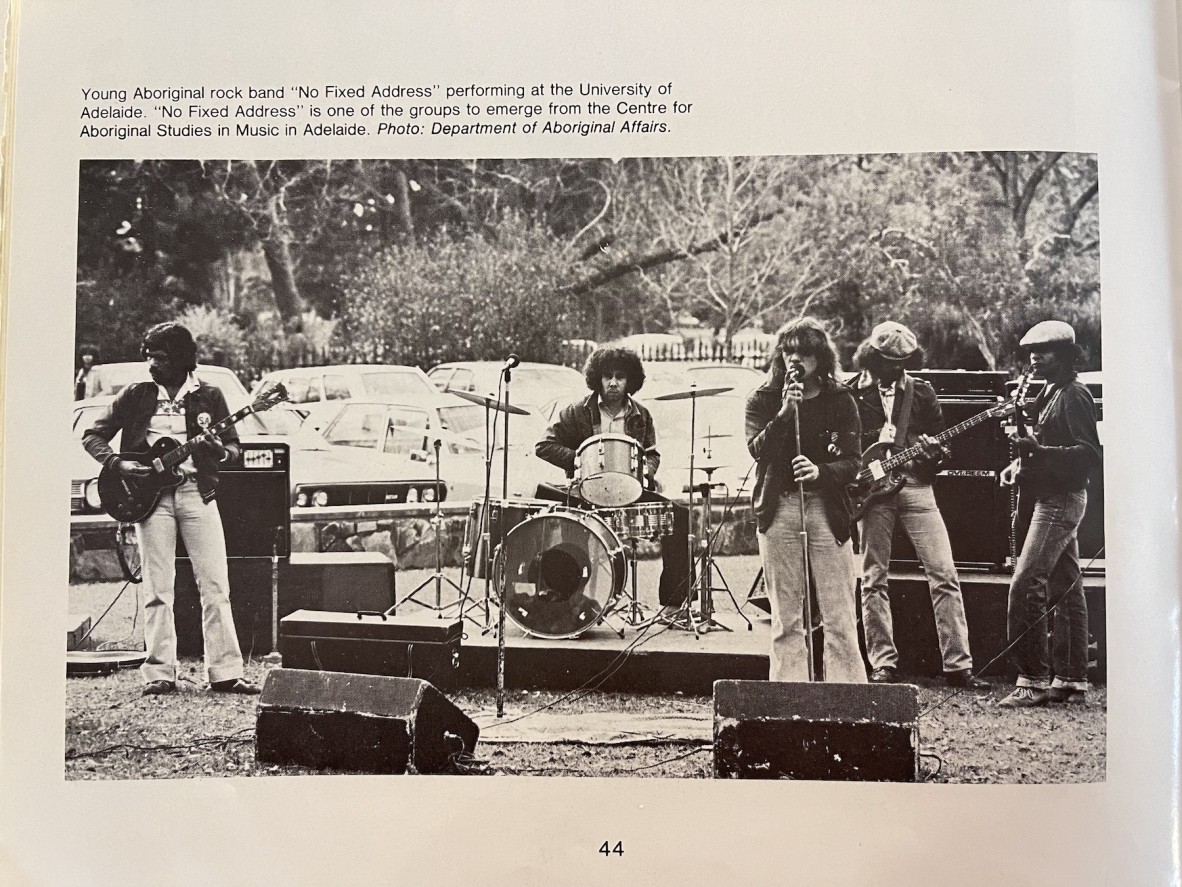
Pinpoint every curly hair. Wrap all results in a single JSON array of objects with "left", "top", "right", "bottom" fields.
[
  {"left": 583, "top": 347, "right": 646, "bottom": 395},
  {"left": 767, "top": 317, "right": 841, "bottom": 387},
  {"left": 141, "top": 322, "right": 198, "bottom": 373}
]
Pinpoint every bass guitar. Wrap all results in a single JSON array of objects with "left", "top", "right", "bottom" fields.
[
  {"left": 97, "top": 382, "right": 288, "bottom": 523},
  {"left": 848, "top": 373, "right": 1032, "bottom": 520}
]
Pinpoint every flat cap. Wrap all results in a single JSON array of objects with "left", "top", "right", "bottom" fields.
[
  {"left": 867, "top": 321, "right": 919, "bottom": 360},
  {"left": 1020, "top": 320, "right": 1076, "bottom": 348}
]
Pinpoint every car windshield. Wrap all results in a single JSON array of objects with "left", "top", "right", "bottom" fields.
[
  {"left": 361, "top": 370, "right": 436, "bottom": 399},
  {"left": 322, "top": 403, "right": 430, "bottom": 449}
]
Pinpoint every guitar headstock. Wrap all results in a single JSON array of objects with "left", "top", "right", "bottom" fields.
[
  {"left": 1013, "top": 372, "right": 1033, "bottom": 403},
  {"left": 251, "top": 381, "right": 289, "bottom": 413}
]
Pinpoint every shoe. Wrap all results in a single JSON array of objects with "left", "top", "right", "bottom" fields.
[
  {"left": 1046, "top": 686, "right": 1087, "bottom": 704},
  {"left": 868, "top": 666, "right": 898, "bottom": 684},
  {"left": 142, "top": 680, "right": 176, "bottom": 696},
  {"left": 998, "top": 687, "right": 1049, "bottom": 708},
  {"left": 945, "top": 670, "right": 991, "bottom": 690},
  {"left": 210, "top": 678, "right": 261, "bottom": 695}
]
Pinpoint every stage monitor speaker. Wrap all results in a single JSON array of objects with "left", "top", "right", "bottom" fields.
[
  {"left": 176, "top": 441, "right": 291, "bottom": 560},
  {"left": 713, "top": 680, "right": 919, "bottom": 781},
  {"left": 255, "top": 670, "right": 479, "bottom": 774}
]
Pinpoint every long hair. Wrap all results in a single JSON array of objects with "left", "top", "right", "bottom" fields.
[
  {"left": 583, "top": 347, "right": 646, "bottom": 395},
  {"left": 141, "top": 322, "right": 198, "bottom": 373},
  {"left": 767, "top": 317, "right": 840, "bottom": 388}
]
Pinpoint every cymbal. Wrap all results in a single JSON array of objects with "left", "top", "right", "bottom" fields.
[
  {"left": 678, "top": 462, "right": 731, "bottom": 472},
  {"left": 446, "top": 388, "right": 531, "bottom": 416},
  {"left": 702, "top": 432, "right": 733, "bottom": 439},
  {"left": 652, "top": 385, "right": 734, "bottom": 401}
]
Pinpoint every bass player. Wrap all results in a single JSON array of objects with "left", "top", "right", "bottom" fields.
[
  {"left": 82, "top": 322, "right": 260, "bottom": 697},
  {"left": 847, "top": 321, "right": 988, "bottom": 689}
]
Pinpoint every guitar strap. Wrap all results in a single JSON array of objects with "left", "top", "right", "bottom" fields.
[{"left": 892, "top": 374, "right": 916, "bottom": 451}]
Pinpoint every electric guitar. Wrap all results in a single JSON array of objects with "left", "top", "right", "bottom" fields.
[
  {"left": 848, "top": 374, "right": 1032, "bottom": 520},
  {"left": 97, "top": 382, "right": 288, "bottom": 523}
]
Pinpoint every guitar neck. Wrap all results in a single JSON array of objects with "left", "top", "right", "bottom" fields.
[
  {"left": 157, "top": 404, "right": 255, "bottom": 470},
  {"left": 879, "top": 403, "right": 1003, "bottom": 472}
]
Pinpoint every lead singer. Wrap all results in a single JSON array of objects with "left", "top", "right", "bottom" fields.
[{"left": 746, "top": 318, "right": 865, "bottom": 682}]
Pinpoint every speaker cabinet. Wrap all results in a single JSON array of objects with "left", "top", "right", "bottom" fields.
[
  {"left": 174, "top": 552, "right": 396, "bottom": 657},
  {"left": 714, "top": 680, "right": 919, "bottom": 781},
  {"left": 255, "top": 670, "right": 479, "bottom": 774},
  {"left": 176, "top": 441, "right": 291, "bottom": 559}
]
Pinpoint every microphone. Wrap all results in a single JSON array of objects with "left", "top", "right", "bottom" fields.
[
  {"left": 787, "top": 363, "right": 803, "bottom": 384},
  {"left": 503, "top": 353, "right": 520, "bottom": 372}
]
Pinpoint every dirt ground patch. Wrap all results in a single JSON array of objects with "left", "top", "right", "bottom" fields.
[
  {"left": 65, "top": 663, "right": 1106, "bottom": 782},
  {"left": 65, "top": 559, "right": 1106, "bottom": 783}
]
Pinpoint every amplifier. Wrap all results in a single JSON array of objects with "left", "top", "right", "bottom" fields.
[
  {"left": 174, "top": 551, "right": 396, "bottom": 657},
  {"left": 177, "top": 441, "right": 291, "bottom": 559},
  {"left": 912, "top": 370, "right": 1009, "bottom": 398}
]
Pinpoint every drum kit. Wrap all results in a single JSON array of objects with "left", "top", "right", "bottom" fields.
[{"left": 427, "top": 375, "right": 749, "bottom": 642}]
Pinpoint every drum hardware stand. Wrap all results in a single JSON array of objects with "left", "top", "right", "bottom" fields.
[
  {"left": 449, "top": 395, "right": 499, "bottom": 633},
  {"left": 694, "top": 465, "right": 751, "bottom": 631},
  {"left": 658, "top": 380, "right": 735, "bottom": 637},
  {"left": 401, "top": 438, "right": 466, "bottom": 616},
  {"left": 263, "top": 526, "right": 285, "bottom": 667}
]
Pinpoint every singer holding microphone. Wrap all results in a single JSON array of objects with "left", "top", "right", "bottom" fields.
[{"left": 745, "top": 318, "right": 865, "bottom": 682}]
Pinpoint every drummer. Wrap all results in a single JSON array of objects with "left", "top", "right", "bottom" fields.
[{"left": 535, "top": 346, "right": 692, "bottom": 619}]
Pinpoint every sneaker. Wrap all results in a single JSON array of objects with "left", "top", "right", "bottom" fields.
[
  {"left": 998, "top": 687, "right": 1049, "bottom": 708},
  {"left": 1046, "top": 686, "right": 1087, "bottom": 704},
  {"left": 210, "top": 678, "right": 261, "bottom": 695},
  {"left": 868, "top": 666, "right": 898, "bottom": 684},
  {"left": 142, "top": 680, "right": 176, "bottom": 696}
]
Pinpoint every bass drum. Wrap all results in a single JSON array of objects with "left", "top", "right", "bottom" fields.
[
  {"left": 494, "top": 509, "right": 627, "bottom": 639},
  {"left": 462, "top": 498, "right": 552, "bottom": 579}
]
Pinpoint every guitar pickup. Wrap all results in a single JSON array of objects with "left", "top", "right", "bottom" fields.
[{"left": 868, "top": 461, "right": 886, "bottom": 481}]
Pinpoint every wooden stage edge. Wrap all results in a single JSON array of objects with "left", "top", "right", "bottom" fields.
[{"left": 443, "top": 569, "right": 1107, "bottom": 695}]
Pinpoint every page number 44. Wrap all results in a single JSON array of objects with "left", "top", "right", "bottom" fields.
[{"left": 599, "top": 841, "right": 624, "bottom": 857}]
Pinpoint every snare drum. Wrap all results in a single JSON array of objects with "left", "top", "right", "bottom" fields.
[
  {"left": 493, "top": 509, "right": 627, "bottom": 639},
  {"left": 575, "top": 433, "right": 643, "bottom": 507},
  {"left": 462, "top": 498, "right": 551, "bottom": 579},
  {"left": 599, "top": 502, "right": 676, "bottom": 541}
]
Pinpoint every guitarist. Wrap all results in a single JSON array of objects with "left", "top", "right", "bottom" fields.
[
  {"left": 848, "top": 321, "right": 988, "bottom": 689},
  {"left": 998, "top": 321, "right": 1102, "bottom": 708},
  {"left": 82, "top": 322, "right": 260, "bottom": 697}
]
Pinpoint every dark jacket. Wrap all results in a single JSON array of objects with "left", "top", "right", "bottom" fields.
[
  {"left": 847, "top": 371, "right": 947, "bottom": 485},
  {"left": 745, "top": 380, "right": 861, "bottom": 540},
  {"left": 536, "top": 393, "right": 660, "bottom": 482},
  {"left": 82, "top": 379, "right": 241, "bottom": 503},
  {"left": 1019, "top": 379, "right": 1102, "bottom": 497}
]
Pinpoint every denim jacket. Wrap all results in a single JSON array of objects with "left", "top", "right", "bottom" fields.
[{"left": 82, "top": 380, "right": 240, "bottom": 503}]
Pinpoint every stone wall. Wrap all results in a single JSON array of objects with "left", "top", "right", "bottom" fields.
[{"left": 71, "top": 500, "right": 760, "bottom": 583}]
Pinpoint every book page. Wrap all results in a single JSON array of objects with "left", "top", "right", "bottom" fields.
[{"left": 2, "top": 1, "right": 1179, "bottom": 885}]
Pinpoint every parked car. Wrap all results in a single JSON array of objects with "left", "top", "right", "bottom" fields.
[
  {"left": 426, "top": 360, "right": 586, "bottom": 418},
  {"left": 315, "top": 398, "right": 566, "bottom": 501},
  {"left": 70, "top": 396, "right": 443, "bottom": 514},
  {"left": 608, "top": 332, "right": 687, "bottom": 359},
  {"left": 638, "top": 363, "right": 763, "bottom": 501},
  {"left": 252, "top": 364, "right": 439, "bottom": 430},
  {"left": 85, "top": 361, "right": 247, "bottom": 400}
]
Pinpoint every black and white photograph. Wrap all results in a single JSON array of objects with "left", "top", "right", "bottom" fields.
[{"left": 65, "top": 152, "right": 1106, "bottom": 783}]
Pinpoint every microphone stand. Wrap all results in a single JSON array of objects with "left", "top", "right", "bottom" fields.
[
  {"left": 495, "top": 357, "right": 516, "bottom": 719},
  {"left": 789, "top": 367, "right": 817, "bottom": 682}
]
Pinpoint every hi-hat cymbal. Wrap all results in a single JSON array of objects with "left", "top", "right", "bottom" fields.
[
  {"left": 678, "top": 462, "right": 731, "bottom": 472},
  {"left": 446, "top": 388, "right": 530, "bottom": 416},
  {"left": 652, "top": 385, "right": 734, "bottom": 401}
]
